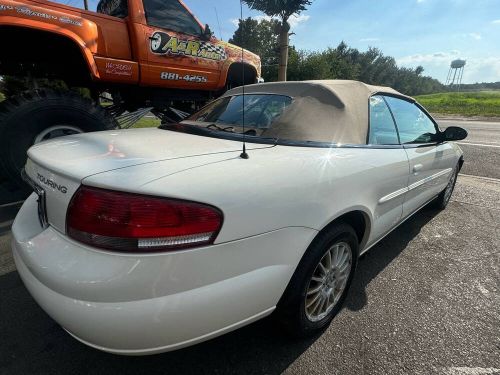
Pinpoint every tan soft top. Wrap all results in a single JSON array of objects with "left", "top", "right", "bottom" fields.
[{"left": 225, "top": 80, "right": 413, "bottom": 145}]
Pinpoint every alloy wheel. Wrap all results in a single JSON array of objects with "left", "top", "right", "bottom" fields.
[{"left": 305, "top": 241, "right": 352, "bottom": 322}]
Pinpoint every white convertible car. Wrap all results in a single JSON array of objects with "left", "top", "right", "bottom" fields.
[{"left": 11, "top": 80, "right": 467, "bottom": 355}]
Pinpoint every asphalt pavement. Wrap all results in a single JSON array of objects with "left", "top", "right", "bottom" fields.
[
  {"left": 0, "top": 119, "right": 499, "bottom": 375},
  {"left": 439, "top": 120, "right": 500, "bottom": 179}
]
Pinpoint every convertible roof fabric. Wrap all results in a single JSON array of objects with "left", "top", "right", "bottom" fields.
[{"left": 225, "top": 80, "right": 412, "bottom": 145}]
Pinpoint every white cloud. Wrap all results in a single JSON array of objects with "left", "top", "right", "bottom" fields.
[
  {"left": 228, "top": 13, "right": 310, "bottom": 29},
  {"left": 289, "top": 14, "right": 310, "bottom": 28},
  {"left": 416, "top": 0, "right": 426, "bottom": 3},
  {"left": 461, "top": 57, "right": 500, "bottom": 83},
  {"left": 397, "top": 50, "right": 460, "bottom": 65},
  {"left": 397, "top": 51, "right": 500, "bottom": 83},
  {"left": 360, "top": 37, "right": 380, "bottom": 42},
  {"left": 492, "top": 19, "right": 500, "bottom": 24},
  {"left": 468, "top": 32, "right": 482, "bottom": 40}
]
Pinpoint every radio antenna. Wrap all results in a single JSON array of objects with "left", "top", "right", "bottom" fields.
[
  {"left": 239, "top": 0, "right": 249, "bottom": 159},
  {"left": 214, "top": 7, "right": 223, "bottom": 40}
]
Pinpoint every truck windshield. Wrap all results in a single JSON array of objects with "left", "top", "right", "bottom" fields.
[
  {"left": 96, "top": 0, "right": 128, "bottom": 18},
  {"left": 183, "top": 94, "right": 292, "bottom": 138},
  {"left": 143, "top": 0, "right": 202, "bottom": 35}
]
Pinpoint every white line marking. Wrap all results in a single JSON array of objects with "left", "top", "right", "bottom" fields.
[
  {"left": 0, "top": 220, "right": 14, "bottom": 228},
  {"left": 457, "top": 142, "right": 500, "bottom": 148},
  {"left": 442, "top": 367, "right": 500, "bottom": 375},
  {"left": 458, "top": 173, "right": 500, "bottom": 183},
  {"left": 0, "top": 200, "right": 24, "bottom": 208}
]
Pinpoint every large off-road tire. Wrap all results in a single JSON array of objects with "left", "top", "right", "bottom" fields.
[
  {"left": 275, "top": 223, "right": 359, "bottom": 337},
  {"left": 0, "top": 89, "right": 117, "bottom": 190}
]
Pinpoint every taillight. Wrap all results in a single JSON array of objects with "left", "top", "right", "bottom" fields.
[{"left": 66, "top": 186, "right": 223, "bottom": 252}]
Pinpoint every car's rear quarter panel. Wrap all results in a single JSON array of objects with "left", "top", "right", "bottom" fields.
[{"left": 84, "top": 145, "right": 411, "bottom": 250}]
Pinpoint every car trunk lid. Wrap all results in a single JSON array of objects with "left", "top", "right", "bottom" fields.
[{"left": 24, "top": 128, "right": 273, "bottom": 233}]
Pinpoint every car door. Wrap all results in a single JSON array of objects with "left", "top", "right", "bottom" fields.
[
  {"left": 140, "top": 0, "right": 224, "bottom": 89},
  {"left": 365, "top": 95, "right": 409, "bottom": 244},
  {"left": 384, "top": 96, "right": 457, "bottom": 219}
]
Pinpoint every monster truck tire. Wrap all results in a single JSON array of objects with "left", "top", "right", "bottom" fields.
[{"left": 0, "top": 89, "right": 117, "bottom": 189}]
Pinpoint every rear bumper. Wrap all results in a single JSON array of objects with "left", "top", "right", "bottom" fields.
[{"left": 11, "top": 194, "right": 317, "bottom": 355}]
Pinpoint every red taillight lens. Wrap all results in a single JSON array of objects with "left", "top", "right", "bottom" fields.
[{"left": 66, "top": 186, "right": 223, "bottom": 252}]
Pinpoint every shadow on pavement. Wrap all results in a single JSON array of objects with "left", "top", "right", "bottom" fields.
[
  {"left": 0, "top": 207, "right": 438, "bottom": 375},
  {"left": 0, "top": 178, "right": 29, "bottom": 206},
  {"left": 346, "top": 206, "right": 437, "bottom": 312}
]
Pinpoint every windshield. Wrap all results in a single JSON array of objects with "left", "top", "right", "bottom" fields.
[{"left": 182, "top": 94, "right": 292, "bottom": 137}]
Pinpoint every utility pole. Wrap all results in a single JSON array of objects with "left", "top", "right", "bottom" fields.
[{"left": 83, "top": 0, "right": 88, "bottom": 10}]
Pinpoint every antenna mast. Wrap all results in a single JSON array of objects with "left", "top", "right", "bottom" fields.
[
  {"left": 214, "top": 7, "right": 223, "bottom": 40},
  {"left": 239, "top": 0, "right": 249, "bottom": 159}
]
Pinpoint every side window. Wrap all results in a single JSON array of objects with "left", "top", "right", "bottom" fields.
[
  {"left": 368, "top": 95, "right": 399, "bottom": 145},
  {"left": 384, "top": 97, "right": 438, "bottom": 144},
  {"left": 143, "top": 0, "right": 202, "bottom": 35},
  {"left": 97, "top": 0, "right": 128, "bottom": 18}
]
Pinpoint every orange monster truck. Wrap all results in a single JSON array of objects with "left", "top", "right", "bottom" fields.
[{"left": 0, "top": 0, "right": 261, "bottom": 191}]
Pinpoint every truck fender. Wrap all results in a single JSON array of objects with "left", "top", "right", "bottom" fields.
[
  {"left": 0, "top": 16, "right": 100, "bottom": 79},
  {"left": 218, "top": 61, "right": 258, "bottom": 88}
]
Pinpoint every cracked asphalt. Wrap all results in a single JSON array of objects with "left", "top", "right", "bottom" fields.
[{"left": 0, "top": 119, "right": 499, "bottom": 375}]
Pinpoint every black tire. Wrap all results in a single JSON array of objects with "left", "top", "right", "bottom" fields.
[
  {"left": 275, "top": 223, "right": 359, "bottom": 337},
  {"left": 432, "top": 163, "right": 459, "bottom": 210},
  {"left": 0, "top": 89, "right": 117, "bottom": 189},
  {"left": 150, "top": 31, "right": 170, "bottom": 54}
]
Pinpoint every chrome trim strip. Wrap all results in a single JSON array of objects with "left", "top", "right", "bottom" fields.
[
  {"left": 408, "top": 168, "right": 452, "bottom": 192},
  {"left": 378, "top": 187, "right": 408, "bottom": 204},
  {"left": 378, "top": 168, "right": 452, "bottom": 204},
  {"left": 362, "top": 192, "right": 440, "bottom": 256}
]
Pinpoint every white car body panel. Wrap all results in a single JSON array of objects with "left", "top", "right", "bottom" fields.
[
  {"left": 402, "top": 143, "right": 458, "bottom": 218},
  {"left": 11, "top": 80, "right": 465, "bottom": 355},
  {"left": 12, "top": 194, "right": 317, "bottom": 354},
  {"left": 12, "top": 127, "right": 463, "bottom": 354}
]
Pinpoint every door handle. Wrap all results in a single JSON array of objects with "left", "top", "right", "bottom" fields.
[{"left": 413, "top": 164, "right": 423, "bottom": 174}]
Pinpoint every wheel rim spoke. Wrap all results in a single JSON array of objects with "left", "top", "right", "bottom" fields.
[
  {"left": 325, "top": 249, "right": 332, "bottom": 270},
  {"left": 307, "top": 284, "right": 322, "bottom": 296},
  {"left": 304, "top": 241, "right": 353, "bottom": 322},
  {"left": 306, "top": 291, "right": 321, "bottom": 308},
  {"left": 318, "top": 262, "right": 327, "bottom": 276}
]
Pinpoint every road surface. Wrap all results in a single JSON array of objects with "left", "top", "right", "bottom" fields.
[
  {"left": 0, "top": 119, "right": 499, "bottom": 375},
  {"left": 439, "top": 120, "right": 500, "bottom": 179}
]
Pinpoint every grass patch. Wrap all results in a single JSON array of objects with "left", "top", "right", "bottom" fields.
[
  {"left": 415, "top": 91, "right": 500, "bottom": 117},
  {"left": 131, "top": 116, "right": 161, "bottom": 128}
]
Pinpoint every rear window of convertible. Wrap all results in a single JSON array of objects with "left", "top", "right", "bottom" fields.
[
  {"left": 185, "top": 94, "right": 292, "bottom": 137},
  {"left": 172, "top": 93, "right": 365, "bottom": 145}
]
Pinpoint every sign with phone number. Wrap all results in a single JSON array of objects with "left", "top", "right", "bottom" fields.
[{"left": 160, "top": 72, "right": 207, "bottom": 83}]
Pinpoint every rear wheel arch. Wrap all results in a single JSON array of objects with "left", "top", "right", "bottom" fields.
[
  {"left": 318, "top": 210, "right": 371, "bottom": 250},
  {"left": 281, "top": 209, "right": 370, "bottom": 301}
]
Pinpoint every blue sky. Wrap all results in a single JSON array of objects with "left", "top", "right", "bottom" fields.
[{"left": 70, "top": 0, "right": 500, "bottom": 83}]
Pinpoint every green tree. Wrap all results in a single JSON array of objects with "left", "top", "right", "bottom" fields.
[
  {"left": 229, "top": 17, "right": 281, "bottom": 82},
  {"left": 243, "top": 0, "right": 312, "bottom": 81}
]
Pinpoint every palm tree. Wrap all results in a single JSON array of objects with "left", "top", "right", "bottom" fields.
[{"left": 243, "top": 0, "right": 312, "bottom": 81}]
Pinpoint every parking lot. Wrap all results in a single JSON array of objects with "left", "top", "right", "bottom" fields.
[{"left": 0, "top": 119, "right": 499, "bottom": 375}]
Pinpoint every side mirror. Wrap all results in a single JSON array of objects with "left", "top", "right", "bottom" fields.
[
  {"left": 441, "top": 126, "right": 468, "bottom": 142},
  {"left": 201, "top": 24, "right": 212, "bottom": 41}
]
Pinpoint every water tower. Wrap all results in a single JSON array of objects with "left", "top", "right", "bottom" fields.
[{"left": 445, "top": 59, "right": 466, "bottom": 91}]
